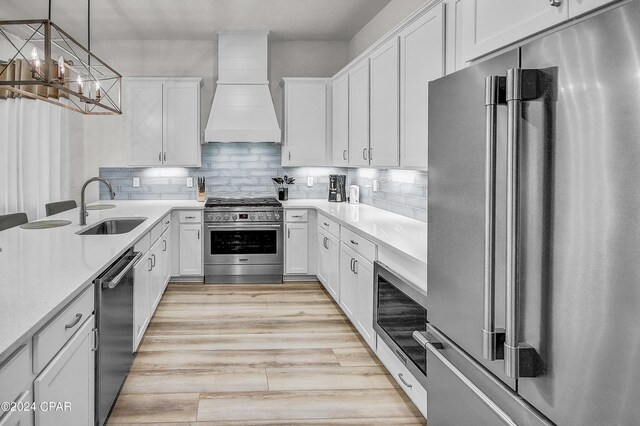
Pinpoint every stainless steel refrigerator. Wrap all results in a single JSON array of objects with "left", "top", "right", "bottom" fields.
[{"left": 420, "top": 1, "right": 640, "bottom": 424}]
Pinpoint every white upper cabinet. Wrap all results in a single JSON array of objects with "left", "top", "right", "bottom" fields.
[
  {"left": 348, "top": 59, "right": 371, "bottom": 167},
  {"left": 163, "top": 81, "right": 201, "bottom": 166},
  {"left": 281, "top": 78, "right": 331, "bottom": 166},
  {"left": 369, "top": 37, "right": 400, "bottom": 168},
  {"left": 332, "top": 73, "right": 350, "bottom": 166},
  {"left": 128, "top": 80, "right": 163, "bottom": 167},
  {"left": 462, "top": 0, "right": 568, "bottom": 62},
  {"left": 399, "top": 4, "right": 445, "bottom": 169},
  {"left": 127, "top": 78, "right": 201, "bottom": 167}
]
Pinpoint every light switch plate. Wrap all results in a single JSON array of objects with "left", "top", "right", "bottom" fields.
[
  {"left": 373, "top": 179, "right": 379, "bottom": 192},
  {"left": 307, "top": 177, "right": 314, "bottom": 187},
  {"left": 187, "top": 177, "right": 194, "bottom": 188},
  {"left": 132, "top": 177, "right": 140, "bottom": 188}
]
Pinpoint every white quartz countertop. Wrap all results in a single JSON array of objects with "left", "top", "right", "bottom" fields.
[
  {"left": 281, "top": 200, "right": 427, "bottom": 264},
  {"left": 0, "top": 200, "right": 204, "bottom": 362},
  {"left": 0, "top": 198, "right": 425, "bottom": 362}
]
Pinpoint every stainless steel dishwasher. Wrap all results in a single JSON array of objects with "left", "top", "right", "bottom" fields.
[{"left": 94, "top": 248, "right": 142, "bottom": 426}]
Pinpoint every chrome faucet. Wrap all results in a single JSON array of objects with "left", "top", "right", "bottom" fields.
[{"left": 80, "top": 177, "right": 116, "bottom": 225}]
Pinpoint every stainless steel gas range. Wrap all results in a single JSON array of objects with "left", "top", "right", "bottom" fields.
[{"left": 204, "top": 197, "right": 283, "bottom": 283}]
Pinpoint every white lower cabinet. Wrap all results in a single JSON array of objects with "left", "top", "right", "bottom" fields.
[
  {"left": 34, "top": 316, "right": 95, "bottom": 426},
  {"left": 285, "top": 222, "right": 309, "bottom": 274},
  {"left": 339, "top": 244, "right": 375, "bottom": 350},
  {"left": 133, "top": 254, "right": 150, "bottom": 351},
  {"left": 0, "top": 391, "right": 33, "bottom": 426},
  {"left": 179, "top": 223, "right": 202, "bottom": 276},
  {"left": 317, "top": 228, "right": 340, "bottom": 301}
]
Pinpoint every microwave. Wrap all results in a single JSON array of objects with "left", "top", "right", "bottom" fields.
[{"left": 373, "top": 261, "right": 428, "bottom": 387}]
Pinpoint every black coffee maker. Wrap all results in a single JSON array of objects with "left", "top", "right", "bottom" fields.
[{"left": 328, "top": 175, "right": 347, "bottom": 202}]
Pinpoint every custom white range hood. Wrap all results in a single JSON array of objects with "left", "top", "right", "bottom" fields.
[{"left": 204, "top": 31, "right": 281, "bottom": 143}]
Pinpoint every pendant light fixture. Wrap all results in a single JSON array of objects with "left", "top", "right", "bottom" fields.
[{"left": 0, "top": 0, "right": 122, "bottom": 115}]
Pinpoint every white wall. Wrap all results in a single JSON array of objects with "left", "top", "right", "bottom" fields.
[
  {"left": 348, "top": 0, "right": 428, "bottom": 60},
  {"left": 79, "top": 39, "right": 348, "bottom": 201}
]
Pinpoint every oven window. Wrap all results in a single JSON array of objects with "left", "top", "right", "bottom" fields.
[
  {"left": 211, "top": 230, "right": 278, "bottom": 255},
  {"left": 377, "top": 277, "right": 427, "bottom": 374}
]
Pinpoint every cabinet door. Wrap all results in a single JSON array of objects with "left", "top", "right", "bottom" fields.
[
  {"left": 0, "top": 391, "right": 33, "bottom": 426},
  {"left": 400, "top": 4, "right": 445, "bottom": 169},
  {"left": 317, "top": 229, "right": 340, "bottom": 301},
  {"left": 355, "top": 254, "right": 375, "bottom": 349},
  {"left": 179, "top": 224, "right": 202, "bottom": 276},
  {"left": 332, "top": 73, "right": 349, "bottom": 166},
  {"left": 569, "top": 0, "right": 617, "bottom": 17},
  {"left": 34, "top": 316, "right": 95, "bottom": 426},
  {"left": 163, "top": 81, "right": 200, "bottom": 166},
  {"left": 284, "top": 81, "right": 328, "bottom": 166},
  {"left": 149, "top": 239, "right": 163, "bottom": 312},
  {"left": 133, "top": 255, "right": 150, "bottom": 351},
  {"left": 339, "top": 244, "right": 358, "bottom": 321},
  {"left": 128, "top": 80, "right": 163, "bottom": 166},
  {"left": 161, "top": 229, "right": 171, "bottom": 292},
  {"left": 462, "top": 0, "right": 568, "bottom": 62},
  {"left": 285, "top": 223, "right": 308, "bottom": 274},
  {"left": 348, "top": 59, "right": 370, "bottom": 166},
  {"left": 369, "top": 38, "right": 400, "bottom": 168}
]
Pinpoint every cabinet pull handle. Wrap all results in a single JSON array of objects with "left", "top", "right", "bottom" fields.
[
  {"left": 363, "top": 148, "right": 367, "bottom": 160},
  {"left": 398, "top": 373, "right": 413, "bottom": 388},
  {"left": 323, "top": 222, "right": 330, "bottom": 227},
  {"left": 91, "top": 328, "right": 99, "bottom": 352},
  {"left": 288, "top": 228, "right": 291, "bottom": 238},
  {"left": 369, "top": 148, "right": 373, "bottom": 161},
  {"left": 148, "top": 258, "right": 153, "bottom": 272},
  {"left": 165, "top": 220, "right": 170, "bottom": 225},
  {"left": 350, "top": 258, "right": 355, "bottom": 272},
  {"left": 549, "top": 0, "right": 561, "bottom": 6},
  {"left": 350, "top": 239, "right": 359, "bottom": 246},
  {"left": 353, "top": 259, "right": 358, "bottom": 274},
  {"left": 185, "top": 215, "right": 196, "bottom": 219},
  {"left": 163, "top": 152, "right": 167, "bottom": 161},
  {"left": 64, "top": 313, "right": 82, "bottom": 329},
  {"left": 343, "top": 149, "right": 347, "bottom": 161},
  {"left": 163, "top": 240, "right": 167, "bottom": 252},
  {"left": 292, "top": 215, "right": 303, "bottom": 218},
  {"left": 151, "top": 254, "right": 156, "bottom": 267},
  {"left": 288, "top": 151, "right": 291, "bottom": 161},
  {"left": 323, "top": 237, "right": 329, "bottom": 249},
  {"left": 197, "top": 229, "right": 200, "bottom": 240}
]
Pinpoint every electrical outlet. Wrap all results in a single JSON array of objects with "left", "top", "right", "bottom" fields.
[
  {"left": 307, "top": 177, "right": 314, "bottom": 187},
  {"left": 373, "top": 179, "right": 379, "bottom": 192},
  {"left": 132, "top": 177, "right": 140, "bottom": 188},
  {"left": 187, "top": 177, "right": 194, "bottom": 188}
]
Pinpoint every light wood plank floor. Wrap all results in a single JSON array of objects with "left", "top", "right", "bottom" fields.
[{"left": 108, "top": 281, "right": 426, "bottom": 425}]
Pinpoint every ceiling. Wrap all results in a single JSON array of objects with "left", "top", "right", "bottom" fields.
[{"left": 2, "top": 0, "right": 391, "bottom": 43}]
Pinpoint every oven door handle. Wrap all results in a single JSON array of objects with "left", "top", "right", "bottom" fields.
[{"left": 206, "top": 224, "right": 282, "bottom": 229}]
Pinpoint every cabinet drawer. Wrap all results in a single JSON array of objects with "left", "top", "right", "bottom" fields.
[
  {"left": 341, "top": 227, "right": 376, "bottom": 262},
  {"left": 0, "top": 345, "right": 30, "bottom": 412},
  {"left": 135, "top": 231, "right": 151, "bottom": 255},
  {"left": 33, "top": 286, "right": 94, "bottom": 374},
  {"left": 376, "top": 336, "right": 427, "bottom": 418},
  {"left": 179, "top": 211, "right": 202, "bottom": 223},
  {"left": 161, "top": 214, "right": 172, "bottom": 233},
  {"left": 318, "top": 213, "right": 339, "bottom": 238},
  {"left": 285, "top": 210, "right": 308, "bottom": 222}
]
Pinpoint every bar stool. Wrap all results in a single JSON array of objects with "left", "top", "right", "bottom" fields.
[
  {"left": 45, "top": 200, "right": 77, "bottom": 216},
  {"left": 0, "top": 213, "right": 28, "bottom": 231}
]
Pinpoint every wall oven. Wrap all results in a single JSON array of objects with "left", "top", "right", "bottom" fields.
[{"left": 374, "top": 261, "right": 428, "bottom": 387}]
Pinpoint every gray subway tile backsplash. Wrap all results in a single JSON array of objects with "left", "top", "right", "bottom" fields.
[{"left": 99, "top": 143, "right": 427, "bottom": 222}]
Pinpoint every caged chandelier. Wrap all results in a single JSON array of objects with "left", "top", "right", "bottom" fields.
[{"left": 0, "top": 0, "right": 122, "bottom": 115}]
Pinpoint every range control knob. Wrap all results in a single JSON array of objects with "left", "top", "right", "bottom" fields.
[
  {"left": 223, "top": 214, "right": 230, "bottom": 221},
  {"left": 249, "top": 214, "right": 256, "bottom": 220},
  {"left": 266, "top": 213, "right": 272, "bottom": 219},
  {"left": 214, "top": 215, "right": 221, "bottom": 221},
  {"left": 232, "top": 214, "right": 238, "bottom": 221},
  {"left": 258, "top": 213, "right": 264, "bottom": 219},
  {"left": 274, "top": 213, "right": 280, "bottom": 220}
]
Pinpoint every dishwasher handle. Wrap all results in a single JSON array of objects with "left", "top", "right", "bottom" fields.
[{"left": 101, "top": 251, "right": 143, "bottom": 289}]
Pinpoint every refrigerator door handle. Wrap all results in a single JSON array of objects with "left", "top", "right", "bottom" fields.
[
  {"left": 504, "top": 68, "right": 542, "bottom": 379},
  {"left": 413, "top": 331, "right": 519, "bottom": 426},
  {"left": 483, "top": 75, "right": 506, "bottom": 362}
]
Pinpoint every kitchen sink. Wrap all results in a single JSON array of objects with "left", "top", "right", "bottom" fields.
[{"left": 77, "top": 218, "right": 147, "bottom": 235}]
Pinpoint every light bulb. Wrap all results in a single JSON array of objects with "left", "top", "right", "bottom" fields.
[
  {"left": 95, "top": 81, "right": 101, "bottom": 100},
  {"left": 30, "top": 47, "right": 38, "bottom": 61},
  {"left": 58, "top": 56, "right": 65, "bottom": 80},
  {"left": 77, "top": 75, "right": 84, "bottom": 95}
]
